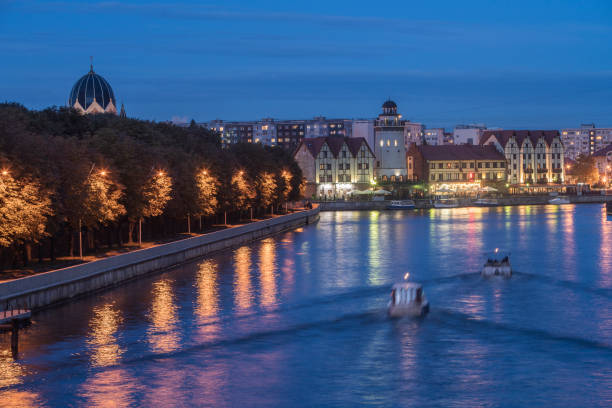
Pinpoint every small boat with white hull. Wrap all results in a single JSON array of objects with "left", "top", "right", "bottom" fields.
[
  {"left": 387, "top": 200, "right": 416, "bottom": 210},
  {"left": 482, "top": 249, "right": 512, "bottom": 277},
  {"left": 388, "top": 282, "right": 429, "bottom": 318},
  {"left": 549, "top": 196, "right": 570, "bottom": 205},
  {"left": 433, "top": 198, "right": 459, "bottom": 208},
  {"left": 473, "top": 198, "right": 499, "bottom": 207}
]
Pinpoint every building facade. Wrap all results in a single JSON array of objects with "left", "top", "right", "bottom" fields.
[
  {"left": 293, "top": 136, "right": 375, "bottom": 199},
  {"left": 374, "top": 100, "right": 408, "bottom": 181},
  {"left": 407, "top": 144, "right": 507, "bottom": 194},
  {"left": 561, "top": 124, "right": 612, "bottom": 159},
  {"left": 304, "top": 117, "right": 351, "bottom": 138},
  {"left": 453, "top": 124, "right": 487, "bottom": 145},
  {"left": 352, "top": 119, "right": 375, "bottom": 150},
  {"left": 423, "top": 128, "right": 445, "bottom": 145},
  {"left": 480, "top": 130, "right": 565, "bottom": 185},
  {"left": 403, "top": 122, "right": 424, "bottom": 147},
  {"left": 593, "top": 144, "right": 612, "bottom": 184}
]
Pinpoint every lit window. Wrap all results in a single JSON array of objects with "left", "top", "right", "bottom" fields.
[
  {"left": 387, "top": 140, "right": 390, "bottom": 146},
  {"left": 380, "top": 140, "right": 384, "bottom": 147}
]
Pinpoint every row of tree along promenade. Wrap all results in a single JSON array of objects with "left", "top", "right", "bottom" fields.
[{"left": 0, "top": 103, "right": 305, "bottom": 276}]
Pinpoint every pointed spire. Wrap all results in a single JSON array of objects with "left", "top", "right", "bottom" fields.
[
  {"left": 120, "top": 103, "right": 126, "bottom": 119},
  {"left": 89, "top": 55, "right": 94, "bottom": 73}
]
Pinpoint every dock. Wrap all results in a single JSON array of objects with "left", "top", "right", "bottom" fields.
[{"left": 0, "top": 309, "right": 31, "bottom": 325}]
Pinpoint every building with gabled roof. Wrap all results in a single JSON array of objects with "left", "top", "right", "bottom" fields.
[
  {"left": 293, "top": 136, "right": 375, "bottom": 199},
  {"left": 480, "top": 130, "right": 565, "bottom": 185},
  {"left": 592, "top": 144, "right": 612, "bottom": 184}
]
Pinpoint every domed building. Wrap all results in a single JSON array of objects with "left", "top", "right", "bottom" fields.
[
  {"left": 68, "top": 63, "right": 117, "bottom": 115},
  {"left": 374, "top": 99, "right": 408, "bottom": 182}
]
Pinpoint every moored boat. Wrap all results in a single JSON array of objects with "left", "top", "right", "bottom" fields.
[
  {"left": 482, "top": 249, "right": 512, "bottom": 277},
  {"left": 388, "top": 282, "right": 429, "bottom": 317},
  {"left": 433, "top": 198, "right": 459, "bottom": 208},
  {"left": 549, "top": 196, "right": 570, "bottom": 205},
  {"left": 387, "top": 200, "right": 416, "bottom": 210},
  {"left": 473, "top": 198, "right": 499, "bottom": 207}
]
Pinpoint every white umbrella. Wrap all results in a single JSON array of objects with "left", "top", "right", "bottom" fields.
[
  {"left": 374, "top": 189, "right": 392, "bottom": 195},
  {"left": 352, "top": 189, "right": 373, "bottom": 195},
  {"left": 436, "top": 187, "right": 452, "bottom": 193},
  {"left": 481, "top": 186, "right": 498, "bottom": 192}
]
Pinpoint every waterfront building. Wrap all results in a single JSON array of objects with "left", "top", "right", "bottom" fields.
[
  {"left": 407, "top": 144, "right": 506, "bottom": 194},
  {"left": 561, "top": 124, "right": 612, "bottom": 159},
  {"left": 374, "top": 100, "right": 408, "bottom": 181},
  {"left": 453, "top": 124, "right": 487, "bottom": 145},
  {"left": 68, "top": 63, "right": 118, "bottom": 115},
  {"left": 592, "top": 144, "right": 612, "bottom": 184},
  {"left": 293, "top": 136, "right": 375, "bottom": 198},
  {"left": 480, "top": 130, "right": 565, "bottom": 185}
]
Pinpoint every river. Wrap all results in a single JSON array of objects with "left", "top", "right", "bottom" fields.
[{"left": 1, "top": 204, "right": 611, "bottom": 407}]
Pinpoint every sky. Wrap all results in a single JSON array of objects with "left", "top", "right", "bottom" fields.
[{"left": 1, "top": 0, "right": 612, "bottom": 129}]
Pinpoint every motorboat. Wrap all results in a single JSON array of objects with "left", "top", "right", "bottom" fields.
[
  {"left": 549, "top": 196, "right": 571, "bottom": 205},
  {"left": 388, "top": 282, "right": 429, "bottom": 317},
  {"left": 482, "top": 249, "right": 512, "bottom": 277},
  {"left": 473, "top": 198, "right": 499, "bottom": 207},
  {"left": 433, "top": 198, "right": 459, "bottom": 208},
  {"left": 387, "top": 200, "right": 416, "bottom": 210}
]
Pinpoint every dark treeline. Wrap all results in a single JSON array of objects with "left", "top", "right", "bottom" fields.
[{"left": 0, "top": 103, "right": 304, "bottom": 270}]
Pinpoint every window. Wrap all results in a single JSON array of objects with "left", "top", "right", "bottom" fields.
[
  {"left": 485, "top": 163, "right": 490, "bottom": 168},
  {"left": 431, "top": 174, "right": 435, "bottom": 181},
  {"left": 461, "top": 163, "right": 466, "bottom": 168},
  {"left": 338, "top": 163, "right": 343, "bottom": 170},
  {"left": 327, "top": 175, "right": 332, "bottom": 182},
  {"left": 438, "top": 174, "right": 443, "bottom": 180},
  {"left": 447, "top": 163, "right": 452, "bottom": 169},
  {"left": 478, "top": 163, "right": 483, "bottom": 169},
  {"left": 431, "top": 163, "right": 435, "bottom": 169},
  {"left": 319, "top": 176, "right": 325, "bottom": 183},
  {"left": 438, "top": 163, "right": 443, "bottom": 169},
  {"left": 364, "top": 163, "right": 369, "bottom": 169},
  {"left": 319, "top": 163, "right": 325, "bottom": 170},
  {"left": 327, "top": 164, "right": 331, "bottom": 170},
  {"left": 470, "top": 163, "right": 474, "bottom": 168},
  {"left": 345, "top": 163, "right": 350, "bottom": 170},
  {"left": 358, "top": 163, "right": 362, "bottom": 170}
]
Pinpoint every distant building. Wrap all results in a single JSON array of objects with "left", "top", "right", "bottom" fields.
[
  {"left": 422, "top": 128, "right": 445, "bottom": 146},
  {"left": 561, "top": 124, "right": 612, "bottom": 159},
  {"left": 403, "top": 122, "right": 424, "bottom": 147},
  {"left": 374, "top": 100, "right": 408, "bottom": 182},
  {"left": 68, "top": 63, "right": 118, "bottom": 115},
  {"left": 480, "top": 130, "right": 565, "bottom": 185},
  {"left": 407, "top": 144, "right": 507, "bottom": 194},
  {"left": 351, "top": 119, "right": 375, "bottom": 150},
  {"left": 304, "top": 117, "right": 351, "bottom": 138},
  {"left": 453, "top": 124, "right": 487, "bottom": 145},
  {"left": 293, "top": 136, "right": 375, "bottom": 199}
]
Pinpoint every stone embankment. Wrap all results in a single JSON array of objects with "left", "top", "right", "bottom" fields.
[
  {"left": 0, "top": 207, "right": 320, "bottom": 311},
  {"left": 317, "top": 195, "right": 612, "bottom": 211}
]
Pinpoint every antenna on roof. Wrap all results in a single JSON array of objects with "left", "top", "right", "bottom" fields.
[{"left": 90, "top": 56, "right": 94, "bottom": 72}]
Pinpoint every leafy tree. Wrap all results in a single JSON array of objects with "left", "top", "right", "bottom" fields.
[
  {"left": 570, "top": 154, "right": 598, "bottom": 184},
  {"left": 0, "top": 171, "right": 52, "bottom": 247},
  {"left": 195, "top": 168, "right": 219, "bottom": 216}
]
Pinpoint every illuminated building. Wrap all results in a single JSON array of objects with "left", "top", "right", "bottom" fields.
[
  {"left": 561, "top": 124, "right": 612, "bottom": 159},
  {"left": 480, "top": 130, "right": 565, "bottom": 185},
  {"left": 68, "top": 62, "right": 118, "bottom": 115},
  {"left": 374, "top": 100, "right": 408, "bottom": 182},
  {"left": 593, "top": 144, "right": 612, "bottom": 184},
  {"left": 453, "top": 124, "right": 488, "bottom": 145},
  {"left": 293, "top": 136, "right": 375, "bottom": 198},
  {"left": 407, "top": 144, "right": 507, "bottom": 194}
]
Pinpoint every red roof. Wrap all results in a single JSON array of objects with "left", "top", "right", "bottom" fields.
[
  {"left": 480, "top": 130, "right": 560, "bottom": 147},
  {"left": 416, "top": 144, "right": 505, "bottom": 161}
]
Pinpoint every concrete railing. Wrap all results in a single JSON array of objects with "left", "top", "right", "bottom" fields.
[{"left": 0, "top": 207, "right": 319, "bottom": 310}]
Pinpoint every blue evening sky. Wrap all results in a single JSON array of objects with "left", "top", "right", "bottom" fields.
[{"left": 1, "top": 0, "right": 611, "bottom": 129}]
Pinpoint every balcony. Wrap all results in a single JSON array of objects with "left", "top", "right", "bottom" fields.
[{"left": 537, "top": 168, "right": 548, "bottom": 173}]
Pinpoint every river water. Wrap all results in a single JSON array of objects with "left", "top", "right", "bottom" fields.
[{"left": 1, "top": 205, "right": 612, "bottom": 407}]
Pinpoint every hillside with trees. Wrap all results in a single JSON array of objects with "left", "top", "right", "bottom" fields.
[{"left": 0, "top": 103, "right": 304, "bottom": 271}]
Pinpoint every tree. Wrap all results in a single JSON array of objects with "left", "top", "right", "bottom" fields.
[
  {"left": 0, "top": 171, "right": 52, "bottom": 248},
  {"left": 570, "top": 154, "right": 599, "bottom": 184},
  {"left": 257, "top": 172, "right": 277, "bottom": 212},
  {"left": 195, "top": 168, "right": 218, "bottom": 216}
]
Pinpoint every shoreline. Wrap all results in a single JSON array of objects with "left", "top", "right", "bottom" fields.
[
  {"left": 316, "top": 195, "right": 612, "bottom": 211},
  {"left": 0, "top": 207, "right": 320, "bottom": 312}
]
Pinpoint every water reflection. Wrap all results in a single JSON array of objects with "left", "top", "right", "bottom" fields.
[
  {"left": 87, "top": 302, "right": 123, "bottom": 367},
  {"left": 0, "top": 389, "right": 44, "bottom": 407},
  {"left": 367, "top": 211, "right": 382, "bottom": 285},
  {"left": 259, "top": 238, "right": 277, "bottom": 309},
  {"left": 234, "top": 247, "right": 253, "bottom": 313},
  {"left": 195, "top": 259, "right": 220, "bottom": 342},
  {"left": 147, "top": 279, "right": 180, "bottom": 353},
  {"left": 80, "top": 368, "right": 137, "bottom": 408},
  {"left": 0, "top": 351, "right": 25, "bottom": 388}
]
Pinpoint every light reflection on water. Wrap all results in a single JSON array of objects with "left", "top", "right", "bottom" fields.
[{"left": 3, "top": 205, "right": 612, "bottom": 407}]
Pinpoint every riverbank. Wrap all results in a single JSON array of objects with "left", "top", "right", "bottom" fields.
[
  {"left": 0, "top": 207, "right": 319, "bottom": 311},
  {"left": 317, "top": 194, "right": 612, "bottom": 211}
]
